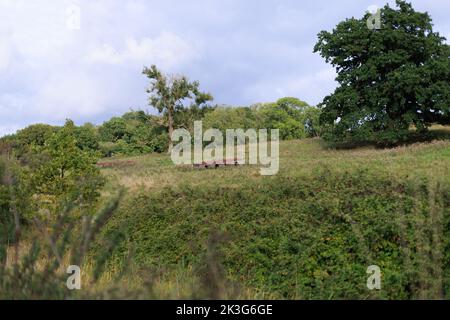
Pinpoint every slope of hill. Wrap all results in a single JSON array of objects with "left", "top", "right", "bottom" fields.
[{"left": 97, "top": 136, "right": 450, "bottom": 299}]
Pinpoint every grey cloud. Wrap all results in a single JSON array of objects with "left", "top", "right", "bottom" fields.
[{"left": 0, "top": 0, "right": 448, "bottom": 135}]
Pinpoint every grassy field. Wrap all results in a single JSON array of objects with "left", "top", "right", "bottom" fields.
[
  {"left": 101, "top": 138, "right": 450, "bottom": 191},
  {"left": 94, "top": 128, "right": 450, "bottom": 299}
]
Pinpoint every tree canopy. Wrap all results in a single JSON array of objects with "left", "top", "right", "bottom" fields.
[
  {"left": 314, "top": 0, "right": 450, "bottom": 145},
  {"left": 30, "top": 120, "right": 104, "bottom": 215},
  {"left": 143, "top": 65, "right": 213, "bottom": 152}
]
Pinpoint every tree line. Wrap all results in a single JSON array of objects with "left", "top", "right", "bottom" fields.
[{"left": 0, "top": 98, "right": 323, "bottom": 160}]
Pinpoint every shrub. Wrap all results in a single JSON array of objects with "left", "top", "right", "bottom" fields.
[{"left": 102, "top": 167, "right": 450, "bottom": 299}]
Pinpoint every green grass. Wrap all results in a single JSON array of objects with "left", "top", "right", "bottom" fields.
[
  {"left": 100, "top": 137, "right": 450, "bottom": 192},
  {"left": 97, "top": 133, "right": 450, "bottom": 299}
]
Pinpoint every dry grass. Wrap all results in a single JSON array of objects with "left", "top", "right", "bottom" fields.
[{"left": 99, "top": 136, "right": 450, "bottom": 195}]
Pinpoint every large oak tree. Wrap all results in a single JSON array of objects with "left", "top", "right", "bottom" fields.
[{"left": 314, "top": 0, "right": 450, "bottom": 145}]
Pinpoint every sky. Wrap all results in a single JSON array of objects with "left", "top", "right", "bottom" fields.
[{"left": 0, "top": 0, "right": 449, "bottom": 136}]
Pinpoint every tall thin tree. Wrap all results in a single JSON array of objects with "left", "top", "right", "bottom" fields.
[{"left": 143, "top": 65, "right": 213, "bottom": 153}]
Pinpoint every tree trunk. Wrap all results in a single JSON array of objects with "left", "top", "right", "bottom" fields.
[{"left": 167, "top": 106, "right": 174, "bottom": 154}]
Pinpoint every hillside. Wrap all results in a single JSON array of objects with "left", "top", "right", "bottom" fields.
[{"left": 96, "top": 132, "right": 450, "bottom": 299}]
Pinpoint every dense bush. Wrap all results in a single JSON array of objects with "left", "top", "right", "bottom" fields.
[
  {"left": 1, "top": 120, "right": 106, "bottom": 224},
  {"left": 202, "top": 99, "right": 323, "bottom": 140},
  {"left": 13, "top": 124, "right": 57, "bottom": 160},
  {"left": 102, "top": 167, "right": 450, "bottom": 299},
  {"left": 74, "top": 123, "right": 100, "bottom": 152},
  {"left": 28, "top": 120, "right": 105, "bottom": 219},
  {"left": 98, "top": 111, "right": 168, "bottom": 156},
  {"left": 202, "top": 106, "right": 258, "bottom": 132},
  {"left": 0, "top": 159, "right": 12, "bottom": 240},
  {"left": 256, "top": 98, "right": 322, "bottom": 140},
  {"left": 99, "top": 117, "right": 128, "bottom": 143}
]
